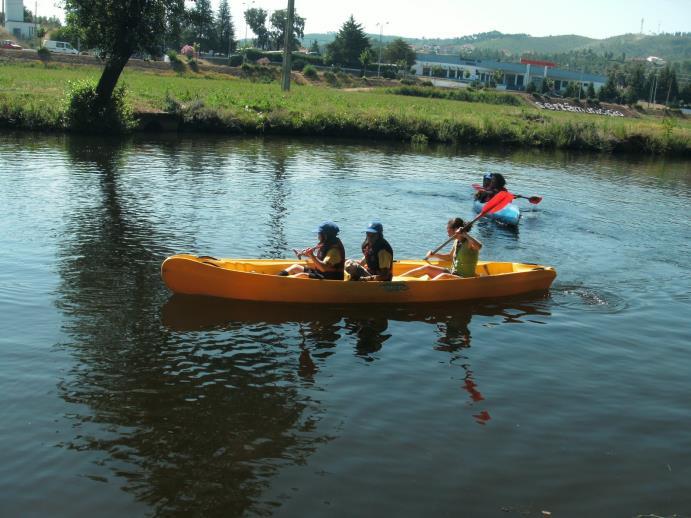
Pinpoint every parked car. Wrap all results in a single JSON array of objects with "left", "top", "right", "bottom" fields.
[
  {"left": 42, "top": 40, "right": 79, "bottom": 55},
  {"left": 1, "top": 40, "right": 23, "bottom": 50}
]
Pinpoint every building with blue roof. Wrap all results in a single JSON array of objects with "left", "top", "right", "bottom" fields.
[{"left": 414, "top": 53, "right": 607, "bottom": 93}]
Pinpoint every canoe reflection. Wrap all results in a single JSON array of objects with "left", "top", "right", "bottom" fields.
[{"left": 162, "top": 295, "right": 552, "bottom": 427}]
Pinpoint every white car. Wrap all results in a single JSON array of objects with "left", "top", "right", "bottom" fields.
[{"left": 42, "top": 40, "right": 79, "bottom": 55}]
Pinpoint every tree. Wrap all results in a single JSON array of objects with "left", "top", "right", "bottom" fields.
[
  {"left": 626, "top": 63, "right": 646, "bottom": 101},
  {"left": 244, "top": 8, "right": 270, "bottom": 49},
  {"left": 383, "top": 38, "right": 416, "bottom": 67},
  {"left": 268, "top": 9, "right": 305, "bottom": 51},
  {"left": 190, "top": 0, "right": 215, "bottom": 51},
  {"left": 309, "top": 40, "right": 320, "bottom": 55},
  {"left": 359, "top": 48, "right": 373, "bottom": 76},
  {"left": 215, "top": 0, "right": 236, "bottom": 55},
  {"left": 680, "top": 82, "right": 691, "bottom": 105},
  {"left": 587, "top": 82, "right": 596, "bottom": 98},
  {"left": 326, "top": 16, "right": 371, "bottom": 68},
  {"left": 64, "top": 0, "right": 186, "bottom": 106},
  {"left": 598, "top": 74, "right": 618, "bottom": 102}
]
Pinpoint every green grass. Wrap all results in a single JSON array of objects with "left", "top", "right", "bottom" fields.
[{"left": 0, "top": 60, "right": 689, "bottom": 156}]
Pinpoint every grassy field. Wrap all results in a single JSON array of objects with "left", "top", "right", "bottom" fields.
[{"left": 1, "top": 60, "right": 689, "bottom": 156}]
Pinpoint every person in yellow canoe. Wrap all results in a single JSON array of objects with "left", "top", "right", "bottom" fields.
[
  {"left": 345, "top": 222, "right": 394, "bottom": 282},
  {"left": 400, "top": 217, "right": 482, "bottom": 280},
  {"left": 278, "top": 221, "right": 346, "bottom": 280}
]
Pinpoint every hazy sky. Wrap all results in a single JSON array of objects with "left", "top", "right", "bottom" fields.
[{"left": 29, "top": 0, "right": 691, "bottom": 40}]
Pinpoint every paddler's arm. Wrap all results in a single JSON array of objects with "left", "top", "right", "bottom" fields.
[
  {"left": 362, "top": 269, "right": 391, "bottom": 282},
  {"left": 305, "top": 248, "right": 342, "bottom": 272},
  {"left": 361, "top": 249, "right": 393, "bottom": 281},
  {"left": 454, "top": 231, "right": 483, "bottom": 251},
  {"left": 426, "top": 250, "right": 452, "bottom": 261}
]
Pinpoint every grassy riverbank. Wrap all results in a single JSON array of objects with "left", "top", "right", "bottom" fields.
[{"left": 1, "top": 60, "right": 689, "bottom": 156}]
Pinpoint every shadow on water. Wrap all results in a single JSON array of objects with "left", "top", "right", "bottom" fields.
[{"left": 53, "top": 137, "right": 334, "bottom": 516}]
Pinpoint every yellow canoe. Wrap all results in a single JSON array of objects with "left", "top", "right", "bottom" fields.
[{"left": 161, "top": 254, "right": 557, "bottom": 304}]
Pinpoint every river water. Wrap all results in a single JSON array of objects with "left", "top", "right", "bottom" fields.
[{"left": 1, "top": 133, "right": 689, "bottom": 517}]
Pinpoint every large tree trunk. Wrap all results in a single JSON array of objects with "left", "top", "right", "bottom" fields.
[{"left": 95, "top": 53, "right": 131, "bottom": 106}]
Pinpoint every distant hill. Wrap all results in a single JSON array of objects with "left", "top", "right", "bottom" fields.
[
  {"left": 578, "top": 33, "right": 691, "bottom": 62},
  {"left": 302, "top": 30, "right": 691, "bottom": 64}
]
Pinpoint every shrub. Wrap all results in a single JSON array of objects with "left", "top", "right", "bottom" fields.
[
  {"left": 188, "top": 58, "right": 199, "bottom": 72},
  {"left": 526, "top": 81, "right": 537, "bottom": 93},
  {"left": 228, "top": 54, "right": 243, "bottom": 67},
  {"left": 387, "top": 85, "right": 522, "bottom": 106},
  {"left": 167, "top": 50, "right": 187, "bottom": 73},
  {"left": 244, "top": 48, "right": 264, "bottom": 62},
  {"left": 63, "top": 80, "right": 135, "bottom": 133},
  {"left": 420, "top": 80, "right": 433, "bottom": 87},
  {"left": 292, "top": 58, "right": 306, "bottom": 71},
  {"left": 400, "top": 78, "right": 416, "bottom": 86},
  {"left": 37, "top": 47, "right": 51, "bottom": 62},
  {"left": 323, "top": 71, "right": 338, "bottom": 86},
  {"left": 303, "top": 64, "right": 318, "bottom": 79},
  {"left": 163, "top": 91, "right": 181, "bottom": 113}
]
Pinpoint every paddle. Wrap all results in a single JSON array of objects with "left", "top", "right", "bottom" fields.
[
  {"left": 425, "top": 191, "right": 514, "bottom": 260},
  {"left": 472, "top": 183, "right": 542, "bottom": 205}
]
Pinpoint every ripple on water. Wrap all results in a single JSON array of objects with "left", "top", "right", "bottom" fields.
[{"left": 549, "top": 283, "right": 631, "bottom": 314}]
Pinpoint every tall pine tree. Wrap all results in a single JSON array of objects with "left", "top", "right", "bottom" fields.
[
  {"left": 190, "top": 0, "right": 214, "bottom": 51},
  {"left": 215, "top": 0, "right": 236, "bottom": 55},
  {"left": 326, "top": 16, "right": 371, "bottom": 68}
]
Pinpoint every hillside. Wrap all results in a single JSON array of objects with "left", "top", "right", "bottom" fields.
[
  {"left": 303, "top": 31, "right": 691, "bottom": 64},
  {"left": 579, "top": 33, "right": 691, "bottom": 61}
]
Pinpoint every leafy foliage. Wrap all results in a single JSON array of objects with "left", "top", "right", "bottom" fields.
[
  {"left": 244, "top": 8, "right": 270, "bottom": 50},
  {"left": 268, "top": 9, "right": 305, "bottom": 51},
  {"left": 214, "top": 0, "right": 236, "bottom": 55},
  {"left": 63, "top": 79, "right": 135, "bottom": 133},
  {"left": 326, "top": 16, "right": 371, "bottom": 68},
  {"left": 384, "top": 38, "right": 416, "bottom": 67}
]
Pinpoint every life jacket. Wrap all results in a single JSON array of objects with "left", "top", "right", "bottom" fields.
[
  {"left": 362, "top": 236, "right": 394, "bottom": 281},
  {"left": 451, "top": 238, "right": 479, "bottom": 278},
  {"left": 316, "top": 237, "right": 345, "bottom": 280}
]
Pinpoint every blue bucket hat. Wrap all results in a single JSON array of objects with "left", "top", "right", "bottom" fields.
[
  {"left": 314, "top": 221, "right": 339, "bottom": 235},
  {"left": 364, "top": 222, "right": 384, "bottom": 234},
  {"left": 483, "top": 172, "right": 493, "bottom": 181}
]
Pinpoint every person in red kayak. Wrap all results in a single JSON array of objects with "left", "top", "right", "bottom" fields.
[
  {"left": 475, "top": 172, "right": 507, "bottom": 203},
  {"left": 278, "top": 221, "right": 346, "bottom": 280},
  {"left": 399, "top": 217, "right": 482, "bottom": 280}
]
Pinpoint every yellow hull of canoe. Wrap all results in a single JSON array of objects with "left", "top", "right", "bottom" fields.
[{"left": 161, "top": 254, "right": 557, "bottom": 304}]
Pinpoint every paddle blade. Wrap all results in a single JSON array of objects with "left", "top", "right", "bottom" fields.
[
  {"left": 472, "top": 183, "right": 483, "bottom": 191},
  {"left": 481, "top": 191, "right": 514, "bottom": 215},
  {"left": 528, "top": 196, "right": 543, "bottom": 205}
]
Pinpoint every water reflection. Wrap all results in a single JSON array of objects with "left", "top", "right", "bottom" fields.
[
  {"left": 162, "top": 295, "right": 552, "bottom": 427},
  {"left": 54, "top": 138, "right": 332, "bottom": 515}
]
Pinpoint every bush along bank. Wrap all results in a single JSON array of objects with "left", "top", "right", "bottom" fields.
[
  {"left": 166, "top": 99, "right": 689, "bottom": 157},
  {"left": 387, "top": 85, "right": 524, "bottom": 106},
  {"left": 0, "top": 86, "right": 688, "bottom": 157}
]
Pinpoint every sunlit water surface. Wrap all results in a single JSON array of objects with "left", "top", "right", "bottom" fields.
[{"left": 1, "top": 134, "right": 689, "bottom": 517}]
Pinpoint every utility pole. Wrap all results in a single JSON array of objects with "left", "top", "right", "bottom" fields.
[
  {"left": 281, "top": 0, "right": 294, "bottom": 91},
  {"left": 376, "top": 21, "right": 388, "bottom": 78}
]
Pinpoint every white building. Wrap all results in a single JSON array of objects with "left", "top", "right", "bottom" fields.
[
  {"left": 414, "top": 54, "right": 607, "bottom": 94},
  {"left": 3, "top": 0, "right": 37, "bottom": 40}
]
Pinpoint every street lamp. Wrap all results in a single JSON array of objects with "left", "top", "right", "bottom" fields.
[{"left": 376, "top": 21, "right": 389, "bottom": 78}]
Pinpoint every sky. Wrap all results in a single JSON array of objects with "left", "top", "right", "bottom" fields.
[{"left": 25, "top": 0, "right": 691, "bottom": 40}]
